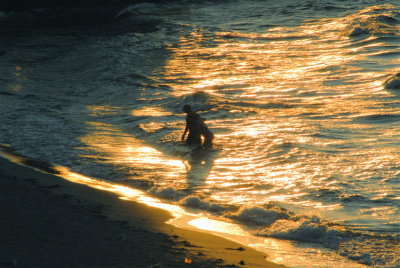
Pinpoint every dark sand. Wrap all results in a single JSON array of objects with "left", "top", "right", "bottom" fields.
[{"left": 0, "top": 155, "right": 285, "bottom": 268}]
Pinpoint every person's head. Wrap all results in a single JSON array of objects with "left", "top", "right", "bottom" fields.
[{"left": 183, "top": 104, "right": 192, "bottom": 114}]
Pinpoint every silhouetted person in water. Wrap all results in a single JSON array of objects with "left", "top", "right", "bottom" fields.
[{"left": 182, "top": 105, "right": 214, "bottom": 149}]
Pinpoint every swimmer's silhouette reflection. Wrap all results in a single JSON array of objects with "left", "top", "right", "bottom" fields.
[{"left": 184, "top": 150, "right": 215, "bottom": 191}]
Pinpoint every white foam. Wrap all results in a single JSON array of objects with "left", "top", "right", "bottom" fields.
[
  {"left": 260, "top": 216, "right": 343, "bottom": 244},
  {"left": 149, "top": 187, "right": 184, "bottom": 201},
  {"left": 229, "top": 205, "right": 291, "bottom": 226},
  {"left": 181, "top": 196, "right": 227, "bottom": 213}
]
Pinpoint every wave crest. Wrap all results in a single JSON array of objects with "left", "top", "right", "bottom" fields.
[
  {"left": 344, "top": 5, "right": 400, "bottom": 38},
  {"left": 260, "top": 216, "right": 344, "bottom": 244},
  {"left": 181, "top": 197, "right": 228, "bottom": 213},
  {"left": 383, "top": 73, "right": 400, "bottom": 90},
  {"left": 228, "top": 205, "right": 292, "bottom": 227}
]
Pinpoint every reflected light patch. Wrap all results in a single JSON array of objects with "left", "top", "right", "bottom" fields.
[
  {"left": 87, "top": 105, "right": 122, "bottom": 116},
  {"left": 55, "top": 166, "right": 184, "bottom": 217},
  {"left": 80, "top": 121, "right": 185, "bottom": 176},
  {"left": 131, "top": 107, "right": 173, "bottom": 117},
  {"left": 188, "top": 217, "right": 248, "bottom": 236},
  {"left": 10, "top": 84, "right": 22, "bottom": 92}
]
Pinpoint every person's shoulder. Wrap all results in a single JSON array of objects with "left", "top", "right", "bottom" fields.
[{"left": 188, "top": 112, "right": 199, "bottom": 118}]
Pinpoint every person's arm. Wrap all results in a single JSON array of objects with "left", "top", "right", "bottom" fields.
[{"left": 182, "top": 125, "right": 188, "bottom": 141}]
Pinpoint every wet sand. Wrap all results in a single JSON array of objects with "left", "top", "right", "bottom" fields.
[{"left": 0, "top": 155, "right": 285, "bottom": 268}]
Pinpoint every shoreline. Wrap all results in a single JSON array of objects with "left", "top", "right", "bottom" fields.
[{"left": 0, "top": 153, "right": 285, "bottom": 268}]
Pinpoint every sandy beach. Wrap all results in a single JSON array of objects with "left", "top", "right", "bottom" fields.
[{"left": 0, "top": 154, "right": 284, "bottom": 268}]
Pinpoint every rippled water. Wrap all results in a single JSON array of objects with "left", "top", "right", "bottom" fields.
[{"left": 1, "top": 1, "right": 400, "bottom": 267}]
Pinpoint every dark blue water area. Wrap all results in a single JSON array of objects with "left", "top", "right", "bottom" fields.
[{"left": 0, "top": 0, "right": 396, "bottom": 31}]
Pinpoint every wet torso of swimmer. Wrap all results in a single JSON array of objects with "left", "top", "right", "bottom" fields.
[{"left": 182, "top": 105, "right": 202, "bottom": 146}]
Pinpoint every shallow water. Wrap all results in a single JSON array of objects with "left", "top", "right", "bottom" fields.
[{"left": 1, "top": 1, "right": 400, "bottom": 267}]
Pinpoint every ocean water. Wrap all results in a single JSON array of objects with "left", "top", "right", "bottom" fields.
[{"left": 1, "top": 0, "right": 400, "bottom": 267}]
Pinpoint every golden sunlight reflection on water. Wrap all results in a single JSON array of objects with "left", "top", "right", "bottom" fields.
[
  {"left": 131, "top": 106, "right": 173, "bottom": 117},
  {"left": 79, "top": 14, "right": 400, "bottom": 229},
  {"left": 80, "top": 121, "right": 186, "bottom": 181},
  {"left": 157, "top": 16, "right": 400, "bottom": 218}
]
